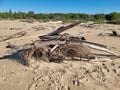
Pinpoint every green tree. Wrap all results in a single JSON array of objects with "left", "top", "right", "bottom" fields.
[
  {"left": 94, "top": 13, "right": 105, "bottom": 20},
  {"left": 105, "top": 12, "right": 120, "bottom": 21},
  {"left": 35, "top": 13, "right": 49, "bottom": 19},
  {"left": 27, "top": 11, "right": 35, "bottom": 18},
  {"left": 13, "top": 12, "right": 27, "bottom": 19},
  {"left": 0, "top": 12, "right": 9, "bottom": 18},
  {"left": 79, "top": 13, "right": 91, "bottom": 21}
]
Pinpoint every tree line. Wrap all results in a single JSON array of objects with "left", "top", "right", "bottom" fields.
[{"left": 0, "top": 10, "right": 120, "bottom": 24}]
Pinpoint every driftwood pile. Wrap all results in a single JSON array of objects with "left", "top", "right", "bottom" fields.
[{"left": 6, "top": 21, "right": 119, "bottom": 66}]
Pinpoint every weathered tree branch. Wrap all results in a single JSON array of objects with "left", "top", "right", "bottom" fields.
[{"left": 40, "top": 21, "right": 81, "bottom": 36}]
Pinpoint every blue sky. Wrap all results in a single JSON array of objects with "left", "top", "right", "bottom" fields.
[{"left": 0, "top": 0, "right": 120, "bottom": 14}]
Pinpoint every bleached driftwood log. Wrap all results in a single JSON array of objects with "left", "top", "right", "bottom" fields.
[
  {"left": 0, "top": 31, "right": 26, "bottom": 42},
  {"left": 98, "top": 30, "right": 120, "bottom": 37}
]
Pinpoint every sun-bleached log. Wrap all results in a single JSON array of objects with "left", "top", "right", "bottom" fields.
[
  {"left": 98, "top": 31, "right": 120, "bottom": 37},
  {"left": 84, "top": 43, "right": 119, "bottom": 56},
  {"left": 0, "top": 31, "right": 26, "bottom": 42},
  {"left": 6, "top": 40, "right": 66, "bottom": 51}
]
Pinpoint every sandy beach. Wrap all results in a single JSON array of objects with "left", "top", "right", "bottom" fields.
[{"left": 0, "top": 20, "right": 120, "bottom": 90}]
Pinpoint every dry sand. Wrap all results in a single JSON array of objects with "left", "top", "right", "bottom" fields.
[{"left": 0, "top": 20, "right": 120, "bottom": 90}]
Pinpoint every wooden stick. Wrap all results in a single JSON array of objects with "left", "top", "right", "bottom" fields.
[
  {"left": 79, "top": 40, "right": 108, "bottom": 48},
  {"left": 50, "top": 44, "right": 59, "bottom": 53}
]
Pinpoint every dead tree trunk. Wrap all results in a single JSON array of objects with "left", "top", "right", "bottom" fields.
[{"left": 41, "top": 21, "right": 81, "bottom": 36}]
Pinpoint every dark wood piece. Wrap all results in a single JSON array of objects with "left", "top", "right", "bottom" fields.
[{"left": 41, "top": 21, "right": 81, "bottom": 36}]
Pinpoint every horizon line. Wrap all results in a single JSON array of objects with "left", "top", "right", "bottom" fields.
[{"left": 0, "top": 10, "right": 120, "bottom": 15}]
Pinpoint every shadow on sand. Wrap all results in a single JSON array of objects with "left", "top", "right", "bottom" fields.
[{"left": 0, "top": 50, "right": 26, "bottom": 65}]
